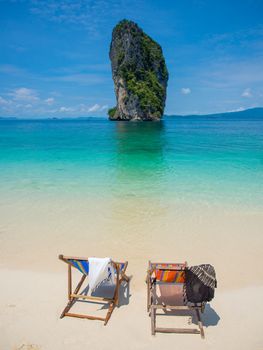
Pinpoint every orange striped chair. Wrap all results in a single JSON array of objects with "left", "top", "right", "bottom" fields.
[{"left": 146, "top": 261, "right": 205, "bottom": 338}]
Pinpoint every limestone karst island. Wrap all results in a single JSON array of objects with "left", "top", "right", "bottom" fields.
[{"left": 108, "top": 20, "right": 168, "bottom": 121}]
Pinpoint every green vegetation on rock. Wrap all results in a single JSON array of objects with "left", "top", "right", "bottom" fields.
[
  {"left": 108, "top": 20, "right": 169, "bottom": 121},
  {"left": 108, "top": 106, "right": 117, "bottom": 119}
]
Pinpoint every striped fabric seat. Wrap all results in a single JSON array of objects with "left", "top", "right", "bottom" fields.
[
  {"left": 151, "top": 263, "right": 186, "bottom": 283},
  {"left": 68, "top": 259, "right": 90, "bottom": 275},
  {"left": 68, "top": 259, "right": 125, "bottom": 276},
  {"left": 117, "top": 263, "right": 125, "bottom": 271}
]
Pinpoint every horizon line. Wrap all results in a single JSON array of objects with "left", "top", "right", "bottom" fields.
[{"left": 0, "top": 106, "right": 262, "bottom": 120}]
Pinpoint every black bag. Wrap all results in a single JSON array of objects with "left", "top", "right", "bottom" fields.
[{"left": 185, "top": 268, "right": 215, "bottom": 303}]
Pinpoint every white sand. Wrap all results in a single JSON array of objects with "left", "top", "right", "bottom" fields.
[
  {"left": 0, "top": 196, "right": 263, "bottom": 349},
  {"left": 1, "top": 269, "right": 263, "bottom": 350}
]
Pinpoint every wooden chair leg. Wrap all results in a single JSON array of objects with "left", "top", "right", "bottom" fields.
[
  {"left": 120, "top": 273, "right": 130, "bottom": 283},
  {"left": 103, "top": 264, "right": 119, "bottom": 325},
  {"left": 201, "top": 303, "right": 205, "bottom": 313},
  {"left": 115, "top": 265, "right": 120, "bottom": 306},
  {"left": 147, "top": 275, "right": 150, "bottom": 312},
  {"left": 60, "top": 274, "right": 86, "bottom": 318},
  {"left": 151, "top": 306, "right": 156, "bottom": 335},
  {"left": 119, "top": 262, "right": 129, "bottom": 283},
  {"left": 195, "top": 308, "right": 205, "bottom": 339},
  {"left": 104, "top": 302, "right": 115, "bottom": 325},
  {"left": 68, "top": 264, "right": 72, "bottom": 300}
]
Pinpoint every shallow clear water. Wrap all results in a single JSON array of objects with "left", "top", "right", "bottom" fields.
[{"left": 0, "top": 115, "right": 262, "bottom": 207}]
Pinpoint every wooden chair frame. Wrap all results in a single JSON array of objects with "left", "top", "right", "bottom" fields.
[
  {"left": 146, "top": 261, "right": 205, "bottom": 338},
  {"left": 59, "top": 254, "right": 129, "bottom": 325}
]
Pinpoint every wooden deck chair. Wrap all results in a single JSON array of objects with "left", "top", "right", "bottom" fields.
[
  {"left": 59, "top": 255, "right": 129, "bottom": 325},
  {"left": 146, "top": 261, "right": 205, "bottom": 338}
]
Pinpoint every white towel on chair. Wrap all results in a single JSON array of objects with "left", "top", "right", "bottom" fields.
[{"left": 88, "top": 257, "right": 115, "bottom": 294}]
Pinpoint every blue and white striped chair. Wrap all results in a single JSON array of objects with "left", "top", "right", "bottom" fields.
[{"left": 59, "top": 254, "right": 129, "bottom": 325}]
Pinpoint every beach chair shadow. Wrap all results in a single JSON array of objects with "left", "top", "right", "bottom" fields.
[
  {"left": 158, "top": 302, "right": 220, "bottom": 328},
  {"left": 59, "top": 255, "right": 130, "bottom": 325},
  {"left": 79, "top": 276, "right": 131, "bottom": 309},
  {"left": 192, "top": 303, "right": 220, "bottom": 327},
  {"left": 117, "top": 276, "right": 132, "bottom": 307}
]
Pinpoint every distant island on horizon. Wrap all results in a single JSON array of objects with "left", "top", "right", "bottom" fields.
[
  {"left": 166, "top": 107, "right": 263, "bottom": 118},
  {"left": 0, "top": 107, "right": 263, "bottom": 120}
]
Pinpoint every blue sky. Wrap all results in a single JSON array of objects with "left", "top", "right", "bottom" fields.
[{"left": 0, "top": 0, "right": 263, "bottom": 117}]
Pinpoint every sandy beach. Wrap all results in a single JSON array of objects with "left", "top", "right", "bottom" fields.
[
  {"left": 1, "top": 196, "right": 263, "bottom": 349},
  {"left": 1, "top": 0, "right": 263, "bottom": 348}
]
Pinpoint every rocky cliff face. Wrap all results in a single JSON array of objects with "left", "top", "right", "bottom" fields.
[{"left": 108, "top": 20, "right": 168, "bottom": 121}]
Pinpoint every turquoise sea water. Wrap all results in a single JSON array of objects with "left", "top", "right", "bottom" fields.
[{"left": 0, "top": 115, "right": 262, "bottom": 207}]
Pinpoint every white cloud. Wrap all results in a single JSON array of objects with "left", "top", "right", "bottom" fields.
[
  {"left": 88, "top": 103, "right": 101, "bottom": 112},
  {"left": 100, "top": 104, "right": 108, "bottom": 111},
  {"left": 181, "top": 87, "right": 191, "bottom": 95},
  {"left": 0, "top": 96, "right": 9, "bottom": 105},
  {"left": 242, "top": 88, "right": 252, "bottom": 98},
  {"left": 86, "top": 104, "right": 109, "bottom": 112},
  {"left": 9, "top": 87, "right": 39, "bottom": 102},
  {"left": 59, "top": 106, "right": 74, "bottom": 112},
  {"left": 0, "top": 89, "right": 109, "bottom": 117},
  {"left": 45, "top": 97, "right": 55, "bottom": 105},
  {"left": 227, "top": 107, "right": 245, "bottom": 113}
]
